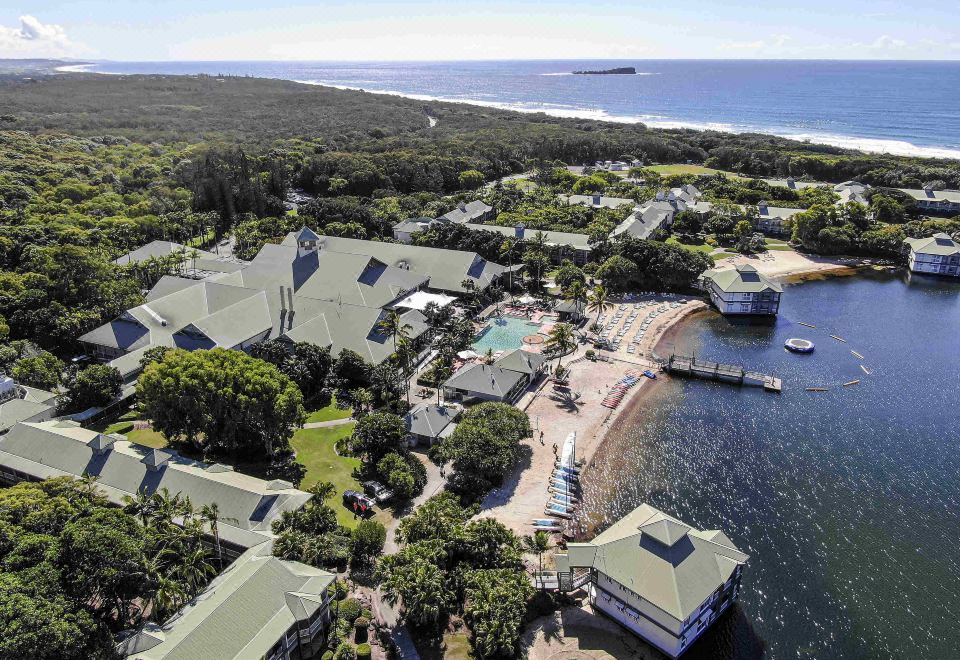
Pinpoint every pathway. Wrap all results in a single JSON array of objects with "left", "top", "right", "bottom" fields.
[{"left": 302, "top": 418, "right": 355, "bottom": 429}]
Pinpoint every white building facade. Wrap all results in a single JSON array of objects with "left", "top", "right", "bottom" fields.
[
  {"left": 904, "top": 233, "right": 960, "bottom": 277},
  {"left": 701, "top": 264, "right": 782, "bottom": 315}
]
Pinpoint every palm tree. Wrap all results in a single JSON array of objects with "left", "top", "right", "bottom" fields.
[
  {"left": 176, "top": 545, "right": 218, "bottom": 598},
  {"left": 307, "top": 481, "right": 336, "bottom": 502},
  {"left": 350, "top": 387, "right": 374, "bottom": 417},
  {"left": 151, "top": 572, "right": 187, "bottom": 621},
  {"left": 565, "top": 280, "right": 588, "bottom": 320},
  {"left": 378, "top": 310, "right": 412, "bottom": 356},
  {"left": 122, "top": 491, "right": 157, "bottom": 527},
  {"left": 544, "top": 323, "right": 576, "bottom": 369},
  {"left": 587, "top": 284, "right": 612, "bottom": 331},
  {"left": 189, "top": 248, "right": 200, "bottom": 272},
  {"left": 522, "top": 531, "right": 554, "bottom": 591},
  {"left": 199, "top": 503, "right": 238, "bottom": 570},
  {"left": 499, "top": 238, "right": 517, "bottom": 300}
]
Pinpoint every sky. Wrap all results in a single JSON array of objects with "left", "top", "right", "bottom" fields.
[{"left": 1, "top": 1, "right": 958, "bottom": 62}]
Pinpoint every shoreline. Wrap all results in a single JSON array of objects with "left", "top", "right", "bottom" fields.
[{"left": 50, "top": 64, "right": 960, "bottom": 160}]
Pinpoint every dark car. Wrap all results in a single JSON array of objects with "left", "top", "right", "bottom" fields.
[{"left": 343, "top": 489, "right": 376, "bottom": 512}]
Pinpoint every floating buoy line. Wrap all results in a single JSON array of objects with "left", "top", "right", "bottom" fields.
[{"left": 793, "top": 321, "right": 872, "bottom": 392}]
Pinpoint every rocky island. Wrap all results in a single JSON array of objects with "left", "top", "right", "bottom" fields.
[{"left": 572, "top": 66, "right": 636, "bottom": 75}]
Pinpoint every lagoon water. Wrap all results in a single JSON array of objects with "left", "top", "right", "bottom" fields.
[
  {"left": 76, "top": 59, "right": 960, "bottom": 159},
  {"left": 574, "top": 271, "right": 960, "bottom": 658}
]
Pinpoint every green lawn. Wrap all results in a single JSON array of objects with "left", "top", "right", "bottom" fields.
[
  {"left": 647, "top": 164, "right": 746, "bottom": 180},
  {"left": 665, "top": 235, "right": 715, "bottom": 254},
  {"left": 441, "top": 633, "right": 474, "bottom": 660},
  {"left": 291, "top": 424, "right": 365, "bottom": 528},
  {"left": 765, "top": 238, "right": 795, "bottom": 251},
  {"left": 305, "top": 395, "right": 353, "bottom": 423},
  {"left": 98, "top": 420, "right": 169, "bottom": 448}
]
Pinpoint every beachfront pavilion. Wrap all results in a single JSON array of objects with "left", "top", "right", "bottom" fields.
[
  {"left": 904, "top": 232, "right": 960, "bottom": 277},
  {"left": 556, "top": 503, "right": 748, "bottom": 658},
  {"left": 700, "top": 264, "right": 782, "bottom": 316}
]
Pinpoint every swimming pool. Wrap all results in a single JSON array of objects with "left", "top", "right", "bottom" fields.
[{"left": 472, "top": 316, "right": 543, "bottom": 352}]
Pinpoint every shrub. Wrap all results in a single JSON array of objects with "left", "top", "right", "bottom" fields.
[
  {"left": 338, "top": 597, "right": 362, "bottom": 623},
  {"left": 361, "top": 608, "right": 373, "bottom": 620},
  {"left": 351, "top": 519, "right": 386, "bottom": 565},
  {"left": 321, "top": 652, "right": 334, "bottom": 660},
  {"left": 584, "top": 349, "right": 595, "bottom": 360},
  {"left": 356, "top": 642, "right": 372, "bottom": 659},
  {"left": 333, "top": 642, "right": 357, "bottom": 660}
]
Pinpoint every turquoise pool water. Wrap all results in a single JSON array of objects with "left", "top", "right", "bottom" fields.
[{"left": 472, "top": 316, "right": 542, "bottom": 352}]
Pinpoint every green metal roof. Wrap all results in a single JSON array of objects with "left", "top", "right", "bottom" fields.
[
  {"left": 702, "top": 264, "right": 783, "bottom": 294},
  {"left": 565, "top": 504, "right": 748, "bottom": 623},
  {"left": 905, "top": 233, "right": 960, "bottom": 256}
]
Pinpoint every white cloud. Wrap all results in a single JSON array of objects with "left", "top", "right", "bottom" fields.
[
  {"left": 724, "top": 40, "right": 766, "bottom": 50},
  {"left": 0, "top": 15, "right": 91, "bottom": 58},
  {"left": 870, "top": 35, "right": 907, "bottom": 50}
]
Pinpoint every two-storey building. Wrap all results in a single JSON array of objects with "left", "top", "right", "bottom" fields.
[
  {"left": 556, "top": 504, "right": 748, "bottom": 658},
  {"left": 700, "top": 264, "right": 782, "bottom": 315},
  {"left": 904, "top": 233, "right": 960, "bottom": 277}
]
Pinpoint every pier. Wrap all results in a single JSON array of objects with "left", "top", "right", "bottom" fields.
[{"left": 665, "top": 354, "right": 782, "bottom": 392}]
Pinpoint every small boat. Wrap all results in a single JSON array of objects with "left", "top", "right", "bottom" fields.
[
  {"left": 798, "top": 321, "right": 817, "bottom": 328},
  {"left": 642, "top": 370, "right": 657, "bottom": 379},
  {"left": 544, "top": 506, "right": 572, "bottom": 519},
  {"left": 830, "top": 335, "right": 847, "bottom": 343},
  {"left": 547, "top": 501, "right": 575, "bottom": 513},
  {"left": 533, "top": 524, "right": 564, "bottom": 533},
  {"left": 851, "top": 350, "right": 864, "bottom": 360},
  {"left": 860, "top": 365, "right": 872, "bottom": 375},
  {"left": 553, "top": 465, "right": 580, "bottom": 476},
  {"left": 784, "top": 338, "right": 815, "bottom": 353},
  {"left": 532, "top": 518, "right": 561, "bottom": 526}
]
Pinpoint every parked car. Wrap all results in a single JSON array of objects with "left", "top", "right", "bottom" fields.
[
  {"left": 362, "top": 480, "right": 394, "bottom": 503},
  {"left": 343, "top": 490, "right": 376, "bottom": 512}
]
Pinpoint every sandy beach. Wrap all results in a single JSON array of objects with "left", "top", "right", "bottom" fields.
[{"left": 717, "top": 247, "right": 858, "bottom": 280}]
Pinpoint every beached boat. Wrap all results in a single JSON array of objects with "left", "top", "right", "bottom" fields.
[
  {"left": 544, "top": 506, "right": 572, "bottom": 519},
  {"left": 785, "top": 338, "right": 815, "bottom": 353},
  {"left": 532, "top": 518, "right": 562, "bottom": 526},
  {"left": 550, "top": 494, "right": 578, "bottom": 505}
]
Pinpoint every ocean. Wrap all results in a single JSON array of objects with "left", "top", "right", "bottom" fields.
[
  {"left": 575, "top": 270, "right": 960, "bottom": 658},
  {"left": 64, "top": 59, "right": 960, "bottom": 159}
]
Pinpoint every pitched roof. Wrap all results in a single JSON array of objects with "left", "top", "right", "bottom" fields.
[
  {"left": 119, "top": 544, "right": 334, "bottom": 660},
  {"left": 463, "top": 223, "right": 593, "bottom": 251},
  {"left": 565, "top": 504, "right": 748, "bottom": 622},
  {"left": 493, "top": 348, "right": 548, "bottom": 376},
  {"left": 405, "top": 403, "right": 458, "bottom": 439},
  {"left": 443, "top": 363, "right": 525, "bottom": 398},
  {"left": 898, "top": 188, "right": 960, "bottom": 204},
  {"left": 563, "top": 194, "right": 636, "bottom": 209},
  {"left": 905, "top": 233, "right": 960, "bottom": 256},
  {"left": 439, "top": 200, "right": 492, "bottom": 223},
  {"left": 702, "top": 264, "right": 783, "bottom": 294},
  {"left": 0, "top": 420, "right": 312, "bottom": 548},
  {"left": 282, "top": 234, "right": 505, "bottom": 294},
  {"left": 295, "top": 226, "right": 321, "bottom": 242}
]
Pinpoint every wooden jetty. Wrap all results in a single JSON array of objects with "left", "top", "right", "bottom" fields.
[{"left": 665, "top": 354, "right": 782, "bottom": 393}]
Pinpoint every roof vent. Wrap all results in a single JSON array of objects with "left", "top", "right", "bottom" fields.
[
  {"left": 142, "top": 304, "right": 168, "bottom": 327},
  {"left": 87, "top": 433, "right": 116, "bottom": 455},
  {"left": 204, "top": 463, "right": 234, "bottom": 473},
  {"left": 267, "top": 479, "right": 294, "bottom": 491},
  {"left": 141, "top": 448, "right": 173, "bottom": 471}
]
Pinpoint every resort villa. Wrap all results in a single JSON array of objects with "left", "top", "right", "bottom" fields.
[
  {"left": 904, "top": 233, "right": 960, "bottom": 277},
  {"left": 443, "top": 349, "right": 548, "bottom": 404},
  {"left": 404, "top": 402, "right": 459, "bottom": 447},
  {"left": 80, "top": 229, "right": 510, "bottom": 382},
  {"left": 0, "top": 419, "right": 314, "bottom": 557},
  {"left": 463, "top": 223, "right": 594, "bottom": 265},
  {"left": 753, "top": 201, "right": 803, "bottom": 237},
  {"left": 0, "top": 376, "right": 57, "bottom": 434},
  {"left": 391, "top": 216, "right": 437, "bottom": 243},
  {"left": 564, "top": 194, "right": 637, "bottom": 210},
  {"left": 898, "top": 187, "right": 960, "bottom": 215},
  {"left": 439, "top": 200, "right": 494, "bottom": 224},
  {"left": 612, "top": 186, "right": 709, "bottom": 240},
  {"left": 119, "top": 543, "right": 335, "bottom": 660},
  {"left": 556, "top": 504, "right": 748, "bottom": 658},
  {"left": 701, "top": 264, "right": 782, "bottom": 315}
]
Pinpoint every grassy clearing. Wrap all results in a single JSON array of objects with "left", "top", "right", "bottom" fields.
[
  {"left": 291, "top": 424, "right": 365, "bottom": 528},
  {"left": 305, "top": 395, "right": 353, "bottom": 423},
  {"left": 647, "top": 164, "right": 746, "bottom": 180},
  {"left": 665, "top": 236, "right": 715, "bottom": 254},
  {"left": 441, "top": 633, "right": 473, "bottom": 660}
]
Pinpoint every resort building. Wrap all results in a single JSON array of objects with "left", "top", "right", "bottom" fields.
[
  {"left": 0, "top": 420, "right": 313, "bottom": 557},
  {"left": 463, "top": 223, "right": 593, "bottom": 265},
  {"left": 700, "top": 264, "right": 782, "bottom": 315},
  {"left": 443, "top": 349, "right": 547, "bottom": 404},
  {"left": 564, "top": 194, "right": 637, "bottom": 210},
  {"left": 554, "top": 299, "right": 587, "bottom": 323},
  {"left": 904, "top": 233, "right": 960, "bottom": 277},
  {"left": 761, "top": 177, "right": 821, "bottom": 191},
  {"left": 612, "top": 186, "right": 709, "bottom": 240},
  {"left": 753, "top": 201, "right": 803, "bottom": 237},
  {"left": 0, "top": 376, "right": 57, "bottom": 434},
  {"left": 439, "top": 200, "right": 494, "bottom": 224},
  {"left": 114, "top": 240, "right": 246, "bottom": 279},
  {"left": 897, "top": 187, "right": 960, "bottom": 215},
  {"left": 392, "top": 217, "right": 438, "bottom": 243},
  {"left": 119, "top": 543, "right": 335, "bottom": 660},
  {"left": 556, "top": 504, "right": 748, "bottom": 658},
  {"left": 80, "top": 230, "right": 509, "bottom": 378},
  {"left": 834, "top": 181, "right": 869, "bottom": 205},
  {"left": 404, "top": 402, "right": 459, "bottom": 447}
]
